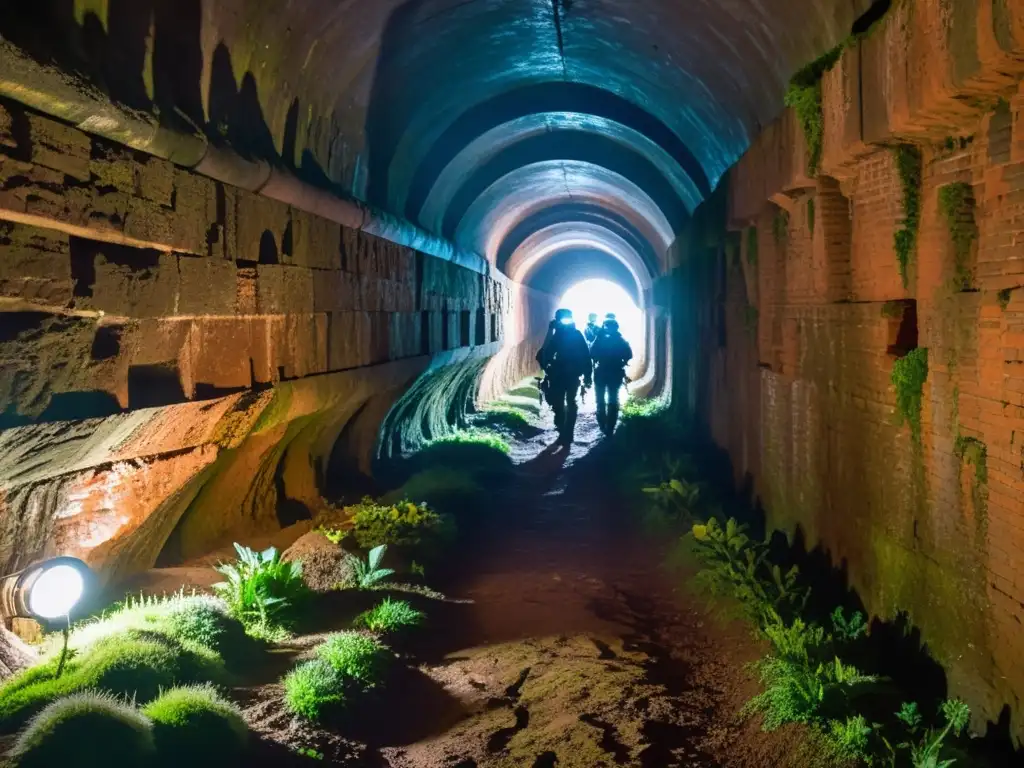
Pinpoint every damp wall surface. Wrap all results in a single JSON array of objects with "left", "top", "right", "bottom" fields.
[
  {"left": 0, "top": 96, "right": 551, "bottom": 586},
  {"left": 674, "top": 0, "right": 1024, "bottom": 738}
]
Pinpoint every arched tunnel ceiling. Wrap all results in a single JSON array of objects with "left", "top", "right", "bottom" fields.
[{"left": 3, "top": 0, "right": 874, "bottom": 280}]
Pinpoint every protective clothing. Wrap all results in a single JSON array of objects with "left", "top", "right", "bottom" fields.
[
  {"left": 536, "top": 315, "right": 592, "bottom": 445},
  {"left": 589, "top": 321, "right": 632, "bottom": 435},
  {"left": 584, "top": 314, "right": 601, "bottom": 344}
]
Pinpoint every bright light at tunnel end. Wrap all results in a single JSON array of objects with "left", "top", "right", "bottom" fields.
[{"left": 559, "top": 279, "right": 643, "bottom": 351}]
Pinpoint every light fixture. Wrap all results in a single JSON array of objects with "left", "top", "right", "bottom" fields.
[{"left": 0, "top": 557, "right": 92, "bottom": 623}]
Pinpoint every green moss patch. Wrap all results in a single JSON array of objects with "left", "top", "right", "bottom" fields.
[
  {"left": 893, "top": 145, "right": 922, "bottom": 288},
  {"left": 891, "top": 347, "right": 928, "bottom": 441},
  {"left": 772, "top": 209, "right": 790, "bottom": 244},
  {"left": 143, "top": 685, "right": 248, "bottom": 767},
  {"left": 937, "top": 182, "right": 978, "bottom": 289}
]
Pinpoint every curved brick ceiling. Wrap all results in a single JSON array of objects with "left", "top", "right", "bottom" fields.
[{"left": 5, "top": 0, "right": 873, "bottom": 283}]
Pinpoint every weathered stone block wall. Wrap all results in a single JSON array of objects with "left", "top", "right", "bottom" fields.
[
  {"left": 0, "top": 97, "right": 529, "bottom": 585},
  {"left": 695, "top": 0, "right": 1024, "bottom": 738}
]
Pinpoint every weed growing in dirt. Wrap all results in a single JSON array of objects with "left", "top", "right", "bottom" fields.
[
  {"left": 350, "top": 497, "right": 454, "bottom": 550},
  {"left": 316, "top": 632, "right": 388, "bottom": 687},
  {"left": 6, "top": 691, "right": 156, "bottom": 768},
  {"left": 690, "top": 517, "right": 808, "bottom": 629},
  {"left": 284, "top": 659, "right": 346, "bottom": 720},
  {"left": 428, "top": 428, "right": 511, "bottom": 454},
  {"left": 0, "top": 630, "right": 224, "bottom": 731},
  {"left": 354, "top": 598, "right": 424, "bottom": 634},
  {"left": 642, "top": 477, "right": 700, "bottom": 522},
  {"left": 213, "top": 543, "right": 310, "bottom": 641},
  {"left": 351, "top": 545, "right": 395, "bottom": 588},
  {"left": 316, "top": 525, "right": 349, "bottom": 545},
  {"left": 883, "top": 700, "right": 972, "bottom": 768},
  {"left": 142, "top": 684, "right": 248, "bottom": 766}
]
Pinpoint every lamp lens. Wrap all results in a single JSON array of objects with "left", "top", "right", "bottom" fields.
[
  {"left": 559, "top": 317, "right": 573, "bottom": 325},
  {"left": 28, "top": 564, "right": 84, "bottom": 619}
]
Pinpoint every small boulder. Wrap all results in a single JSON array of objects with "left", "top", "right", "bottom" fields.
[{"left": 282, "top": 532, "right": 357, "bottom": 592}]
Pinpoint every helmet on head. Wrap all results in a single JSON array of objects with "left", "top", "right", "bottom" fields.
[
  {"left": 603, "top": 318, "right": 620, "bottom": 333},
  {"left": 554, "top": 308, "right": 574, "bottom": 326},
  {"left": 587, "top": 313, "right": 598, "bottom": 323},
  {"left": 604, "top": 313, "right": 617, "bottom": 322}
]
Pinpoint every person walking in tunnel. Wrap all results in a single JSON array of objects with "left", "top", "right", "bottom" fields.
[
  {"left": 590, "top": 317, "right": 633, "bottom": 436},
  {"left": 536, "top": 309, "right": 592, "bottom": 447},
  {"left": 584, "top": 313, "right": 601, "bottom": 345}
]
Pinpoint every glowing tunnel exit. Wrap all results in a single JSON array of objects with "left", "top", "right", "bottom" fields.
[{"left": 558, "top": 279, "right": 644, "bottom": 369}]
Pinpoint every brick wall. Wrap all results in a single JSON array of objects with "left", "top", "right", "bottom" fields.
[{"left": 690, "top": 0, "right": 1024, "bottom": 738}]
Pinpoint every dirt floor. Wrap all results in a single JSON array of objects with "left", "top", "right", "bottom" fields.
[{"left": 238, "top": 400, "right": 828, "bottom": 767}]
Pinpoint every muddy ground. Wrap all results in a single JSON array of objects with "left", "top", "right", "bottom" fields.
[{"left": 239, "top": 401, "right": 826, "bottom": 767}]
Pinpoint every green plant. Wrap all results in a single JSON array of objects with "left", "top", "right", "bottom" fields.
[
  {"left": 807, "top": 197, "right": 816, "bottom": 234},
  {"left": 997, "top": 287, "right": 1013, "bottom": 310},
  {"left": 642, "top": 477, "right": 700, "bottom": 521},
  {"left": 295, "top": 746, "right": 325, "bottom": 760},
  {"left": 316, "top": 525, "right": 349, "bottom": 545},
  {"left": 0, "top": 630, "right": 223, "bottom": 731},
  {"left": 826, "top": 714, "right": 875, "bottom": 763},
  {"left": 349, "top": 497, "right": 453, "bottom": 550},
  {"left": 354, "top": 598, "right": 425, "bottom": 634},
  {"left": 142, "top": 685, "right": 248, "bottom": 767},
  {"left": 746, "top": 226, "right": 759, "bottom": 265},
  {"left": 773, "top": 209, "right": 790, "bottom": 244},
  {"left": 830, "top": 606, "right": 868, "bottom": 644},
  {"left": 894, "top": 145, "right": 923, "bottom": 288},
  {"left": 883, "top": 700, "right": 971, "bottom": 768},
  {"left": 427, "top": 428, "right": 511, "bottom": 455},
  {"left": 478, "top": 404, "right": 530, "bottom": 429},
  {"left": 6, "top": 691, "right": 156, "bottom": 768},
  {"left": 744, "top": 652, "right": 879, "bottom": 731},
  {"left": 620, "top": 397, "right": 668, "bottom": 422},
  {"left": 937, "top": 182, "right": 978, "bottom": 289},
  {"left": 283, "top": 659, "right": 346, "bottom": 720},
  {"left": 690, "top": 518, "right": 808, "bottom": 630},
  {"left": 351, "top": 545, "right": 395, "bottom": 588},
  {"left": 316, "top": 632, "right": 387, "bottom": 689},
  {"left": 891, "top": 348, "right": 929, "bottom": 441},
  {"left": 410, "top": 560, "right": 426, "bottom": 578},
  {"left": 213, "top": 543, "right": 310, "bottom": 639},
  {"left": 785, "top": 45, "right": 843, "bottom": 175}
]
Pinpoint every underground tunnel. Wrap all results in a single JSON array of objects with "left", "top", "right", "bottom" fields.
[{"left": 0, "top": 0, "right": 1023, "bottom": 765}]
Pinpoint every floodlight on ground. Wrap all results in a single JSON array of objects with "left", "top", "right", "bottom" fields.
[{"left": 0, "top": 556, "right": 92, "bottom": 622}]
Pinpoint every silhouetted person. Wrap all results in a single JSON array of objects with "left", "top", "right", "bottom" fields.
[
  {"left": 584, "top": 313, "right": 601, "bottom": 345},
  {"left": 537, "top": 309, "right": 592, "bottom": 447},
  {"left": 590, "top": 318, "right": 632, "bottom": 435}
]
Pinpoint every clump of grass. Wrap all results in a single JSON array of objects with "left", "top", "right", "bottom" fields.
[
  {"left": 353, "top": 598, "right": 425, "bottom": 634},
  {"left": 427, "top": 428, "right": 511, "bottom": 455},
  {"left": 284, "top": 659, "right": 346, "bottom": 720},
  {"left": 894, "top": 145, "right": 923, "bottom": 288},
  {"left": 7, "top": 691, "right": 156, "bottom": 768},
  {"left": 891, "top": 348, "right": 929, "bottom": 442},
  {"left": 283, "top": 632, "right": 389, "bottom": 721},
  {"left": 142, "top": 685, "right": 248, "bottom": 767},
  {"left": 620, "top": 397, "right": 668, "bottom": 422},
  {"left": 349, "top": 497, "right": 454, "bottom": 550},
  {"left": 316, "top": 632, "right": 387, "bottom": 687},
  {"left": 213, "top": 543, "right": 311, "bottom": 641},
  {"left": 0, "top": 630, "right": 224, "bottom": 732}
]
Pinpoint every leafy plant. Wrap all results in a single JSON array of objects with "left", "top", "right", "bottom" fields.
[
  {"left": 830, "top": 606, "right": 869, "bottom": 644},
  {"left": 773, "top": 208, "right": 790, "bottom": 244},
  {"left": 0, "top": 630, "right": 224, "bottom": 732},
  {"left": 295, "top": 746, "right": 325, "bottom": 760},
  {"left": 351, "top": 545, "right": 395, "bottom": 588},
  {"left": 316, "top": 632, "right": 387, "bottom": 688},
  {"left": 643, "top": 477, "right": 700, "bottom": 521},
  {"left": 883, "top": 700, "right": 971, "bottom": 768},
  {"left": 142, "top": 684, "right": 248, "bottom": 767},
  {"left": 6, "top": 691, "right": 156, "bottom": 768},
  {"left": 785, "top": 45, "right": 843, "bottom": 175},
  {"left": 620, "top": 397, "right": 668, "bottom": 422},
  {"left": 284, "top": 659, "right": 346, "bottom": 721},
  {"left": 348, "top": 497, "right": 452, "bottom": 550},
  {"left": 690, "top": 518, "right": 808, "bottom": 630},
  {"left": 316, "top": 525, "right": 349, "bottom": 545},
  {"left": 826, "top": 714, "right": 875, "bottom": 763},
  {"left": 354, "top": 598, "right": 425, "bottom": 634},
  {"left": 891, "top": 348, "right": 929, "bottom": 442},
  {"left": 938, "top": 182, "right": 978, "bottom": 289},
  {"left": 894, "top": 145, "right": 922, "bottom": 288},
  {"left": 212, "top": 543, "right": 310, "bottom": 639}
]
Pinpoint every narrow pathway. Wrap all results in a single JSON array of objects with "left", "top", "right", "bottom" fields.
[{"left": 380, "top": 402, "right": 818, "bottom": 767}]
